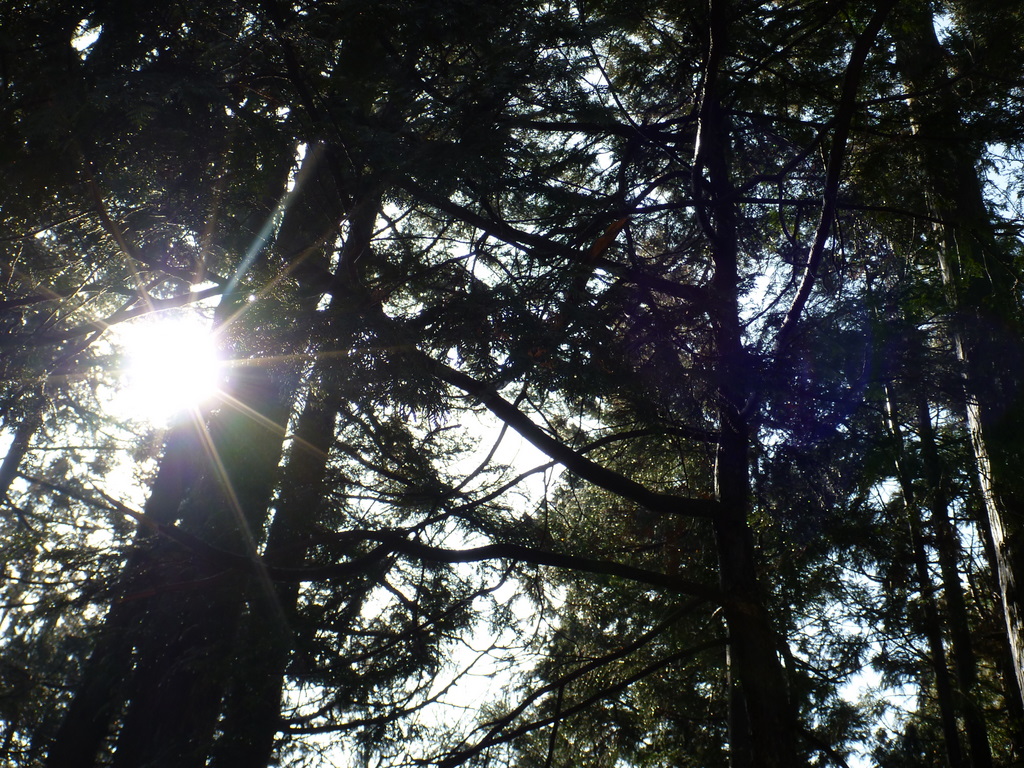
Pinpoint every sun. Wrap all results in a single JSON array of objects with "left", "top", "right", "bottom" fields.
[{"left": 113, "top": 314, "right": 223, "bottom": 424}]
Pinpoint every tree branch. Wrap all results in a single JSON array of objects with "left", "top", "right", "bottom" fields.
[
  {"left": 425, "top": 358, "right": 721, "bottom": 520},
  {"left": 398, "top": 176, "right": 707, "bottom": 306},
  {"left": 772, "top": 1, "right": 896, "bottom": 360},
  {"left": 437, "top": 638, "right": 724, "bottom": 768},
  {"left": 28, "top": 475, "right": 719, "bottom": 601},
  {"left": 307, "top": 529, "right": 720, "bottom": 600}
]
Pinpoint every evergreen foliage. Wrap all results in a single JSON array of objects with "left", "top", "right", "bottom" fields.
[{"left": 1, "top": 1, "right": 1023, "bottom": 766}]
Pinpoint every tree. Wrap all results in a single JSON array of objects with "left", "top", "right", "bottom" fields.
[
  {"left": 3, "top": 1, "right": 1024, "bottom": 767},
  {"left": 888, "top": 0, "right": 1024, "bottom": 709}
]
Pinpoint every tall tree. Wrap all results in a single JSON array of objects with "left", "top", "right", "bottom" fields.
[
  {"left": 889, "top": 0, "right": 1024, "bottom": 708},
  {"left": 4, "top": 1, "right": 1024, "bottom": 767}
]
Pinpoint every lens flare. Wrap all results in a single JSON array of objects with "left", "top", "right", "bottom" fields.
[{"left": 114, "top": 315, "right": 222, "bottom": 423}]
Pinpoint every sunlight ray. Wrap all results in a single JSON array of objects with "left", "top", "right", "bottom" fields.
[
  {"left": 187, "top": 403, "right": 299, "bottom": 660},
  {"left": 223, "top": 144, "right": 314, "bottom": 297},
  {"left": 191, "top": 411, "right": 262, "bottom": 560}
]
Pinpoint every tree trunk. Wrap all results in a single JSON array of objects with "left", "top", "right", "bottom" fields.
[
  {"left": 0, "top": 395, "right": 42, "bottom": 499},
  {"left": 106, "top": 144, "right": 352, "bottom": 768},
  {"left": 697, "top": 4, "right": 798, "bottom": 764},
  {"left": 109, "top": 355, "right": 302, "bottom": 768},
  {"left": 916, "top": 396, "right": 993, "bottom": 768},
  {"left": 208, "top": 187, "right": 381, "bottom": 768},
  {"left": 43, "top": 420, "right": 205, "bottom": 768},
  {"left": 971, "top": 482, "right": 1024, "bottom": 760},
  {"left": 892, "top": 0, "right": 1024, "bottom": 710},
  {"left": 207, "top": 384, "right": 338, "bottom": 767},
  {"left": 885, "top": 386, "right": 966, "bottom": 768},
  {"left": 42, "top": 145, "right": 348, "bottom": 768}
]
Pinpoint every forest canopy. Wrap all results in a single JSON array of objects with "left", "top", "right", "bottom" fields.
[{"left": 2, "top": 1, "right": 1024, "bottom": 767}]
